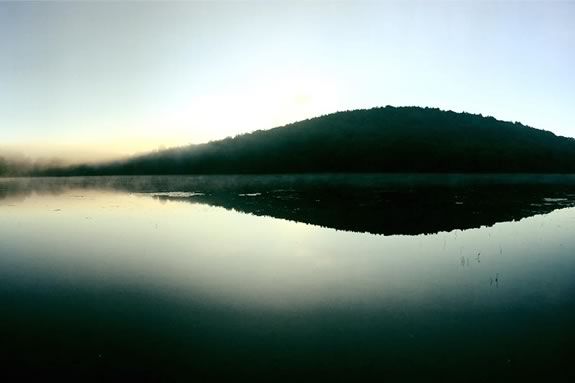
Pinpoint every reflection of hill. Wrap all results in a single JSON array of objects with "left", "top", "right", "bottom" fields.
[
  {"left": 157, "top": 185, "right": 575, "bottom": 235},
  {"left": 2, "top": 174, "right": 575, "bottom": 235}
]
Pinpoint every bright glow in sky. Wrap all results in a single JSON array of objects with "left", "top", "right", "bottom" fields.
[{"left": 1, "top": 1, "right": 574, "bottom": 161}]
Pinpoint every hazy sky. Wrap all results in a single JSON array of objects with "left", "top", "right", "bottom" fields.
[{"left": 1, "top": 0, "right": 574, "bottom": 161}]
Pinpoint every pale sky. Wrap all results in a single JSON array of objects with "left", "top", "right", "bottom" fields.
[{"left": 1, "top": 0, "right": 574, "bottom": 162}]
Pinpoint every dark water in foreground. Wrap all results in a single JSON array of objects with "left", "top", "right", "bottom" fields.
[{"left": 1, "top": 175, "right": 575, "bottom": 380}]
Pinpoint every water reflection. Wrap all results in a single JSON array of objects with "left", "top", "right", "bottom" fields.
[
  {"left": 1, "top": 175, "right": 575, "bottom": 379},
  {"left": 2, "top": 174, "right": 575, "bottom": 235}
]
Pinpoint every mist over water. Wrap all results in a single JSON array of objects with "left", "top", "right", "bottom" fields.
[{"left": 1, "top": 175, "right": 575, "bottom": 379}]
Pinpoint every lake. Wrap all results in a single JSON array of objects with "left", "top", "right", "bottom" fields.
[{"left": 1, "top": 175, "right": 575, "bottom": 380}]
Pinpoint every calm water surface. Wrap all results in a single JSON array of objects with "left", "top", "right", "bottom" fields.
[{"left": 1, "top": 175, "right": 574, "bottom": 380}]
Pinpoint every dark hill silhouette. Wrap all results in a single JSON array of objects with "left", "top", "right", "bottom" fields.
[{"left": 38, "top": 106, "right": 575, "bottom": 176}]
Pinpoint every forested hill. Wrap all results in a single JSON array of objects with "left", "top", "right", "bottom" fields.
[{"left": 39, "top": 106, "right": 575, "bottom": 176}]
